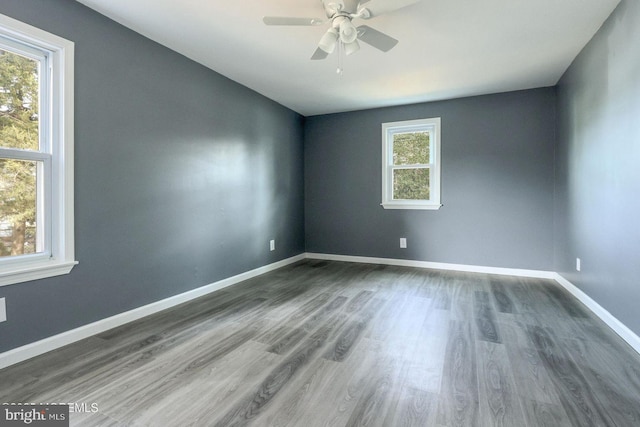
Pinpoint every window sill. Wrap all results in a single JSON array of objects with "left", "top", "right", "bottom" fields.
[
  {"left": 381, "top": 203, "right": 442, "bottom": 210},
  {"left": 0, "top": 260, "right": 78, "bottom": 287}
]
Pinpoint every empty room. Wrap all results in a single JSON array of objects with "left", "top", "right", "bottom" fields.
[{"left": 1, "top": 0, "right": 639, "bottom": 425}]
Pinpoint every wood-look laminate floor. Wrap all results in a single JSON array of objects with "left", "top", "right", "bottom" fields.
[{"left": 2, "top": 260, "right": 640, "bottom": 426}]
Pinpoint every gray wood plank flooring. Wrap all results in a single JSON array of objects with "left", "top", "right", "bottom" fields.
[{"left": 2, "top": 260, "right": 640, "bottom": 426}]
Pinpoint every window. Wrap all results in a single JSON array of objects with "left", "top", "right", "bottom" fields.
[
  {"left": 381, "top": 117, "right": 441, "bottom": 210},
  {"left": 0, "top": 13, "right": 75, "bottom": 286}
]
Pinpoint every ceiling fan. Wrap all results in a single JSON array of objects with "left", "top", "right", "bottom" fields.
[{"left": 263, "top": 0, "right": 421, "bottom": 60}]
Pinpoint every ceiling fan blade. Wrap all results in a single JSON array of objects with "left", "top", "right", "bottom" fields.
[
  {"left": 263, "top": 16, "right": 325, "bottom": 26},
  {"left": 311, "top": 47, "right": 330, "bottom": 60},
  {"left": 357, "top": 0, "right": 420, "bottom": 19},
  {"left": 356, "top": 25, "right": 398, "bottom": 52}
]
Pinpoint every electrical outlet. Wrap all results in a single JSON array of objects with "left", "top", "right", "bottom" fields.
[
  {"left": 0, "top": 298, "right": 6, "bottom": 323},
  {"left": 576, "top": 258, "right": 581, "bottom": 272},
  {"left": 400, "top": 238, "right": 407, "bottom": 249},
  {"left": 270, "top": 240, "right": 275, "bottom": 251}
]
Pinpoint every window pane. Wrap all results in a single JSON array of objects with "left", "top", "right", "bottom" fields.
[
  {"left": 393, "top": 168, "right": 430, "bottom": 200},
  {"left": 0, "top": 48, "right": 40, "bottom": 151},
  {"left": 393, "top": 131, "right": 429, "bottom": 165},
  {"left": 0, "top": 158, "right": 42, "bottom": 257}
]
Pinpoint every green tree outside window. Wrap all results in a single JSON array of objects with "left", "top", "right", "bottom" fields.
[{"left": 0, "top": 48, "right": 39, "bottom": 256}]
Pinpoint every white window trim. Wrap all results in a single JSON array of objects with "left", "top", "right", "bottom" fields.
[
  {"left": 0, "top": 13, "right": 76, "bottom": 287},
  {"left": 381, "top": 117, "right": 442, "bottom": 210}
]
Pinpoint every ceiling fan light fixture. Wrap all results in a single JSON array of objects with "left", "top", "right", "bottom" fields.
[
  {"left": 339, "top": 19, "right": 358, "bottom": 44},
  {"left": 318, "top": 28, "right": 339, "bottom": 53},
  {"left": 344, "top": 39, "right": 360, "bottom": 56}
]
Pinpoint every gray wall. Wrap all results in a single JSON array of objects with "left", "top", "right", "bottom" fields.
[
  {"left": 0, "top": 0, "right": 305, "bottom": 352},
  {"left": 555, "top": 0, "right": 640, "bottom": 335},
  {"left": 305, "top": 88, "right": 556, "bottom": 270}
]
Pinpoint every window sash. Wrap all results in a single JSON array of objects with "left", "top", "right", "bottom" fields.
[
  {"left": 0, "top": 36, "right": 51, "bottom": 154},
  {"left": 388, "top": 165, "right": 433, "bottom": 201},
  {"left": 0, "top": 149, "right": 52, "bottom": 262}
]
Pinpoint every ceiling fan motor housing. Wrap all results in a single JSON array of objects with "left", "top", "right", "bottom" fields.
[{"left": 322, "top": 0, "right": 361, "bottom": 17}]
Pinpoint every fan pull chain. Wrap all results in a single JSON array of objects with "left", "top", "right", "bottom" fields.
[{"left": 337, "top": 41, "right": 344, "bottom": 76}]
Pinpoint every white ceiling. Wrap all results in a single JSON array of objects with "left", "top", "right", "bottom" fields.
[{"left": 76, "top": 0, "right": 619, "bottom": 116}]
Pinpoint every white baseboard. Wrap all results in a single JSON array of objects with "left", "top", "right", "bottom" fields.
[
  {"left": 0, "top": 254, "right": 305, "bottom": 370},
  {"left": 305, "top": 252, "right": 556, "bottom": 279},
  {"left": 3, "top": 253, "right": 639, "bottom": 370},
  {"left": 554, "top": 273, "right": 640, "bottom": 355}
]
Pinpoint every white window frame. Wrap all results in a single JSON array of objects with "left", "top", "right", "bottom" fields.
[
  {"left": 381, "top": 117, "right": 442, "bottom": 210},
  {"left": 0, "top": 13, "right": 76, "bottom": 286}
]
